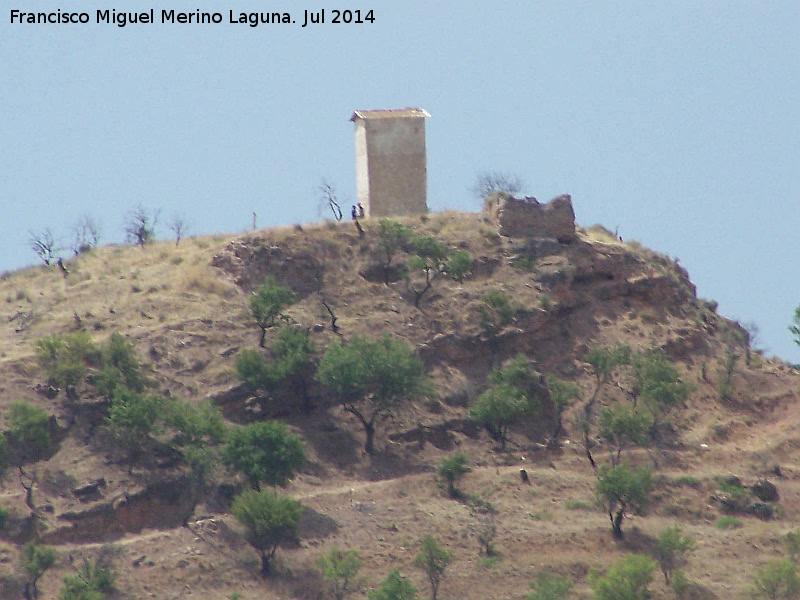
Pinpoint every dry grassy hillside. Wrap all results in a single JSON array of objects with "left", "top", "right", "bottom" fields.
[{"left": 1, "top": 210, "right": 799, "bottom": 600}]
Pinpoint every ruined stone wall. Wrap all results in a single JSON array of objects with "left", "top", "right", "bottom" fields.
[{"left": 482, "top": 193, "right": 576, "bottom": 242}]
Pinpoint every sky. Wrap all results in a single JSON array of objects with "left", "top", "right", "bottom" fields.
[{"left": 2, "top": 2, "right": 799, "bottom": 360}]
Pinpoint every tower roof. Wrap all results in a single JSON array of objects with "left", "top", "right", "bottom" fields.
[{"left": 350, "top": 107, "right": 430, "bottom": 121}]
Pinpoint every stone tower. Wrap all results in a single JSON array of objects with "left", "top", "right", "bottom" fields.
[{"left": 350, "top": 108, "right": 430, "bottom": 218}]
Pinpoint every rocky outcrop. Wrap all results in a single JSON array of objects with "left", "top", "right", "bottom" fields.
[
  {"left": 42, "top": 475, "right": 195, "bottom": 544},
  {"left": 212, "top": 237, "right": 324, "bottom": 297},
  {"left": 483, "top": 193, "right": 576, "bottom": 242}
]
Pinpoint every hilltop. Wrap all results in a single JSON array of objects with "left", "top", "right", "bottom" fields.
[{"left": 1, "top": 199, "right": 799, "bottom": 600}]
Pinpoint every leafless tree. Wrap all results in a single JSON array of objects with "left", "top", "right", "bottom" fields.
[
  {"left": 28, "top": 228, "right": 60, "bottom": 265},
  {"left": 471, "top": 171, "right": 525, "bottom": 200},
  {"left": 124, "top": 204, "right": 160, "bottom": 246},
  {"left": 70, "top": 214, "right": 101, "bottom": 254},
  {"left": 168, "top": 214, "right": 190, "bottom": 246},
  {"left": 317, "top": 178, "right": 343, "bottom": 221}
]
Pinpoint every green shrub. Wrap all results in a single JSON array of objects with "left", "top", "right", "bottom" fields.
[
  {"left": 223, "top": 421, "right": 306, "bottom": 490},
  {"left": 714, "top": 515, "right": 742, "bottom": 530},
  {"left": 235, "top": 348, "right": 273, "bottom": 391},
  {"left": 236, "top": 327, "right": 315, "bottom": 409},
  {"left": 716, "top": 349, "right": 738, "bottom": 401},
  {"left": 58, "top": 557, "right": 116, "bottom": 600},
  {"left": 478, "top": 289, "right": 514, "bottom": 338},
  {"left": 231, "top": 489, "right": 303, "bottom": 577},
  {"left": 249, "top": 276, "right": 295, "bottom": 347},
  {"left": 595, "top": 463, "right": 652, "bottom": 539},
  {"left": 408, "top": 235, "right": 450, "bottom": 307},
  {"left": 8, "top": 401, "right": 52, "bottom": 456},
  {"left": 107, "top": 390, "right": 164, "bottom": 450},
  {"left": 598, "top": 402, "right": 653, "bottom": 465},
  {"left": 585, "top": 344, "right": 632, "bottom": 388},
  {"left": 589, "top": 553, "right": 656, "bottom": 600},
  {"left": 749, "top": 558, "right": 800, "bottom": 600},
  {"left": 315, "top": 546, "right": 361, "bottom": 600},
  {"left": 164, "top": 400, "right": 227, "bottom": 448},
  {"left": 469, "top": 355, "right": 541, "bottom": 449},
  {"left": 316, "top": 335, "right": 428, "bottom": 454},
  {"left": 0, "top": 432, "right": 9, "bottom": 475},
  {"left": 100, "top": 332, "right": 147, "bottom": 394},
  {"left": 673, "top": 476, "right": 701, "bottom": 488},
  {"left": 546, "top": 377, "right": 580, "bottom": 445},
  {"left": 35, "top": 331, "right": 99, "bottom": 400},
  {"left": 368, "top": 568, "right": 419, "bottom": 600},
  {"left": 784, "top": 530, "right": 800, "bottom": 563},
  {"left": 438, "top": 451, "right": 471, "bottom": 498},
  {"left": 630, "top": 348, "right": 690, "bottom": 414},
  {"left": 525, "top": 572, "right": 572, "bottom": 600},
  {"left": 20, "top": 543, "right": 57, "bottom": 600},
  {"left": 671, "top": 569, "right": 693, "bottom": 599},
  {"left": 375, "top": 219, "right": 412, "bottom": 283},
  {"left": 714, "top": 477, "right": 749, "bottom": 498},
  {"left": 564, "top": 500, "right": 593, "bottom": 511},
  {"left": 653, "top": 525, "right": 696, "bottom": 584},
  {"left": 445, "top": 250, "right": 472, "bottom": 282},
  {"left": 413, "top": 536, "right": 452, "bottom": 600}
]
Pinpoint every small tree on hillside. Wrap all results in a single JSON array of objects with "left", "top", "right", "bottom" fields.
[
  {"left": 236, "top": 327, "right": 315, "bottom": 409},
  {"left": 164, "top": 399, "right": 227, "bottom": 450},
  {"left": 8, "top": 402, "right": 53, "bottom": 460},
  {"left": 407, "top": 235, "right": 449, "bottom": 307},
  {"left": 376, "top": 219, "right": 412, "bottom": 284},
  {"left": 545, "top": 376, "right": 580, "bottom": 447},
  {"left": 584, "top": 344, "right": 632, "bottom": 403},
  {"left": 269, "top": 326, "right": 316, "bottom": 409},
  {"left": 107, "top": 390, "right": 164, "bottom": 460},
  {"left": 58, "top": 556, "right": 116, "bottom": 600},
  {"left": 582, "top": 344, "right": 632, "bottom": 468},
  {"left": 478, "top": 289, "right": 515, "bottom": 340},
  {"left": 231, "top": 489, "right": 303, "bottom": 577},
  {"left": 316, "top": 335, "right": 427, "bottom": 454},
  {"left": 236, "top": 349, "right": 274, "bottom": 392},
  {"left": 167, "top": 213, "right": 190, "bottom": 246},
  {"left": 223, "top": 421, "right": 306, "bottom": 490},
  {"left": 654, "top": 525, "right": 696, "bottom": 585},
  {"left": 20, "top": 542, "right": 56, "bottom": 600},
  {"left": 318, "top": 178, "right": 344, "bottom": 222},
  {"left": 789, "top": 306, "right": 800, "bottom": 348},
  {"left": 70, "top": 215, "right": 101, "bottom": 255},
  {"left": 0, "top": 433, "right": 9, "bottom": 477},
  {"left": 784, "top": 530, "right": 800, "bottom": 563},
  {"left": 598, "top": 403, "right": 653, "bottom": 466},
  {"left": 471, "top": 171, "right": 525, "bottom": 200},
  {"left": 29, "top": 228, "right": 60, "bottom": 265},
  {"left": 749, "top": 558, "right": 800, "bottom": 600},
  {"left": 97, "top": 331, "right": 148, "bottom": 395},
  {"left": 124, "top": 204, "right": 159, "bottom": 246},
  {"left": 469, "top": 354, "right": 541, "bottom": 449},
  {"left": 414, "top": 536, "right": 452, "bottom": 600},
  {"left": 595, "top": 462, "right": 652, "bottom": 539},
  {"left": 315, "top": 546, "right": 362, "bottom": 600},
  {"left": 445, "top": 250, "right": 472, "bottom": 283},
  {"left": 525, "top": 572, "right": 572, "bottom": 600},
  {"left": 36, "top": 331, "right": 100, "bottom": 401},
  {"left": 249, "top": 276, "right": 296, "bottom": 347},
  {"left": 438, "top": 451, "right": 471, "bottom": 498},
  {"left": 368, "top": 569, "right": 419, "bottom": 600},
  {"left": 589, "top": 553, "right": 656, "bottom": 600},
  {"left": 630, "top": 349, "right": 689, "bottom": 414}
]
